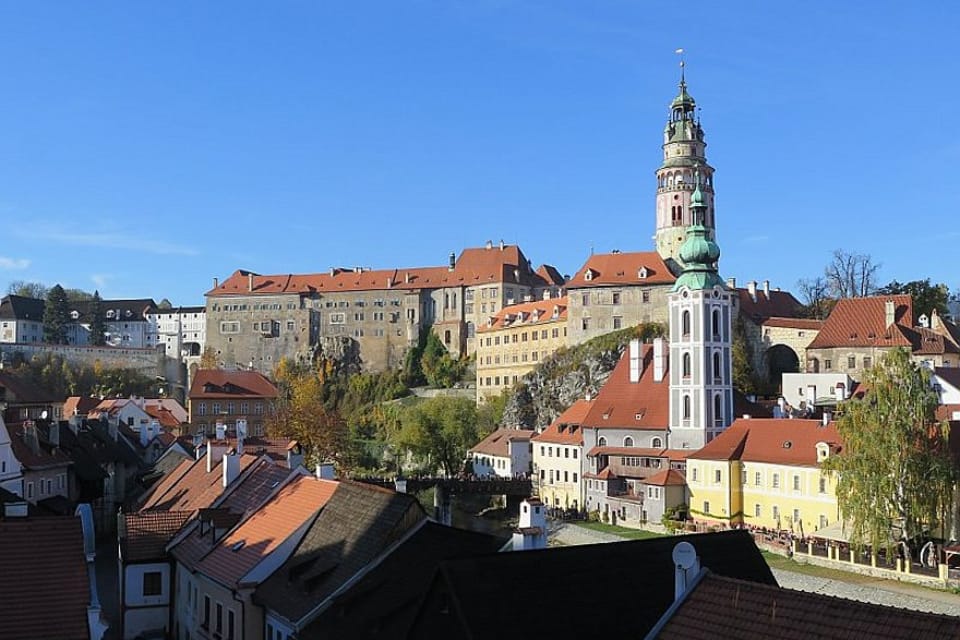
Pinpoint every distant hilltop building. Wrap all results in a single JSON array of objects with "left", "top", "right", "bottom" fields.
[{"left": 204, "top": 242, "right": 563, "bottom": 374}]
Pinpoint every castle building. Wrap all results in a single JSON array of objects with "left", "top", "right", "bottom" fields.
[{"left": 667, "top": 171, "right": 735, "bottom": 450}]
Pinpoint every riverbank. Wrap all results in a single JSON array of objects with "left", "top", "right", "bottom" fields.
[{"left": 550, "top": 521, "right": 960, "bottom": 617}]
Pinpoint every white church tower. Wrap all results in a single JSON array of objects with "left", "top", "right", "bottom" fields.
[{"left": 667, "top": 170, "right": 735, "bottom": 450}]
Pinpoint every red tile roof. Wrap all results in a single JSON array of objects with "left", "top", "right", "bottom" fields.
[
  {"left": 912, "top": 326, "right": 960, "bottom": 355},
  {"left": 653, "top": 572, "right": 960, "bottom": 639},
  {"left": 63, "top": 396, "right": 101, "bottom": 418},
  {"left": 807, "top": 295, "right": 914, "bottom": 349},
  {"left": 138, "top": 453, "right": 259, "bottom": 512},
  {"left": 536, "top": 264, "right": 566, "bottom": 287},
  {"left": 145, "top": 405, "right": 183, "bottom": 428},
  {"left": 736, "top": 288, "right": 804, "bottom": 323},
  {"left": 0, "top": 517, "right": 91, "bottom": 640},
  {"left": 189, "top": 369, "right": 279, "bottom": 400},
  {"left": 122, "top": 510, "right": 193, "bottom": 563},
  {"left": 478, "top": 296, "right": 568, "bottom": 332},
  {"left": 686, "top": 418, "right": 840, "bottom": 467},
  {"left": 532, "top": 399, "right": 593, "bottom": 445},
  {"left": 643, "top": 469, "right": 687, "bottom": 486},
  {"left": 582, "top": 345, "right": 670, "bottom": 430},
  {"left": 196, "top": 475, "right": 338, "bottom": 589},
  {"left": 207, "top": 244, "right": 553, "bottom": 297},
  {"left": 469, "top": 428, "right": 534, "bottom": 458},
  {"left": 566, "top": 252, "right": 676, "bottom": 288},
  {"left": 761, "top": 317, "right": 823, "bottom": 330}
]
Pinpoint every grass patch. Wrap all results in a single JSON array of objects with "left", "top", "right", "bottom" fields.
[{"left": 575, "top": 521, "right": 667, "bottom": 540}]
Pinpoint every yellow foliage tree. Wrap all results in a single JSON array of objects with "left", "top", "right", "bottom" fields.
[{"left": 267, "top": 370, "right": 349, "bottom": 469}]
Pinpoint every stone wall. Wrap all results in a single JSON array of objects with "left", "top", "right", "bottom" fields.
[
  {"left": 0, "top": 342, "right": 164, "bottom": 376},
  {"left": 566, "top": 284, "right": 671, "bottom": 347}
]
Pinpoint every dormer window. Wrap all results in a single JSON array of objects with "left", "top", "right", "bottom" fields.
[
  {"left": 638, "top": 267, "right": 648, "bottom": 279},
  {"left": 70, "top": 310, "right": 80, "bottom": 320},
  {"left": 816, "top": 442, "right": 830, "bottom": 462},
  {"left": 584, "top": 269, "right": 594, "bottom": 282}
]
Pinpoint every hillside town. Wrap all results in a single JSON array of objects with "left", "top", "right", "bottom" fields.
[{"left": 3, "top": 18, "right": 960, "bottom": 640}]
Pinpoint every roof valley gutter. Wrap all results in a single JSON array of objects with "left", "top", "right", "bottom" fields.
[{"left": 293, "top": 517, "right": 429, "bottom": 632}]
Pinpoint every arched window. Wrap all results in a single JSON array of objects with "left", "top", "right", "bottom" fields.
[
  {"left": 651, "top": 437, "right": 663, "bottom": 449},
  {"left": 623, "top": 436, "right": 634, "bottom": 447},
  {"left": 681, "top": 310, "right": 691, "bottom": 337},
  {"left": 713, "top": 351, "right": 722, "bottom": 383},
  {"left": 714, "top": 394, "right": 723, "bottom": 427},
  {"left": 682, "top": 352, "right": 691, "bottom": 378},
  {"left": 682, "top": 395, "right": 691, "bottom": 420},
  {"left": 712, "top": 309, "right": 721, "bottom": 339},
  {"left": 598, "top": 437, "right": 607, "bottom": 447}
]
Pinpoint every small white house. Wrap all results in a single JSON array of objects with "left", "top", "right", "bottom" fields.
[
  {"left": 780, "top": 373, "right": 854, "bottom": 412},
  {"left": 467, "top": 428, "right": 533, "bottom": 478}
]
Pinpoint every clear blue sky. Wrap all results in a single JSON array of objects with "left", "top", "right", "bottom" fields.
[{"left": 1, "top": 2, "right": 956, "bottom": 305}]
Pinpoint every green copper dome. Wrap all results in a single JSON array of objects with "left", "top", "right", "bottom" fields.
[
  {"left": 674, "top": 169, "right": 724, "bottom": 291},
  {"left": 671, "top": 78, "right": 695, "bottom": 109}
]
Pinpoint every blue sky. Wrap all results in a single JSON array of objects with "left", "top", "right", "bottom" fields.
[{"left": 1, "top": 2, "right": 957, "bottom": 305}]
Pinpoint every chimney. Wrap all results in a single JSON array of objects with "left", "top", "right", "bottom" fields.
[
  {"left": 213, "top": 277, "right": 219, "bottom": 289},
  {"left": 222, "top": 452, "right": 241, "bottom": 487},
  {"left": 499, "top": 239, "right": 505, "bottom": 251},
  {"left": 287, "top": 444, "right": 304, "bottom": 470},
  {"left": 585, "top": 390, "right": 592, "bottom": 402},
  {"left": 931, "top": 309, "right": 942, "bottom": 330},
  {"left": 315, "top": 462, "right": 335, "bottom": 480},
  {"left": 386, "top": 276, "right": 393, "bottom": 288},
  {"left": 885, "top": 299, "right": 896, "bottom": 328},
  {"left": 672, "top": 541, "right": 701, "bottom": 602},
  {"left": 236, "top": 419, "right": 247, "bottom": 455},
  {"left": 486, "top": 240, "right": 493, "bottom": 250},
  {"left": 763, "top": 280, "right": 770, "bottom": 297},
  {"left": 726, "top": 277, "right": 736, "bottom": 289},
  {"left": 822, "top": 411, "right": 832, "bottom": 426},
  {"left": 653, "top": 337, "right": 666, "bottom": 382},
  {"left": 448, "top": 252, "right": 456, "bottom": 271},
  {"left": 628, "top": 339, "right": 642, "bottom": 383},
  {"left": 747, "top": 281, "right": 757, "bottom": 303},
  {"left": 48, "top": 422, "right": 60, "bottom": 447},
  {"left": 139, "top": 421, "right": 149, "bottom": 448},
  {"left": 206, "top": 438, "right": 230, "bottom": 473},
  {"left": 247, "top": 273, "right": 254, "bottom": 292},
  {"left": 23, "top": 422, "right": 39, "bottom": 455},
  {"left": 330, "top": 267, "right": 336, "bottom": 277},
  {"left": 215, "top": 421, "right": 226, "bottom": 441},
  {"left": 404, "top": 272, "right": 411, "bottom": 284}
]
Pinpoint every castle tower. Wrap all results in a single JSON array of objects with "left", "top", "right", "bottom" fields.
[
  {"left": 667, "top": 171, "right": 733, "bottom": 450},
  {"left": 654, "top": 64, "right": 716, "bottom": 268}
]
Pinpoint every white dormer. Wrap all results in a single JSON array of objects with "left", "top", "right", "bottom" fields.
[
  {"left": 638, "top": 267, "right": 648, "bottom": 279},
  {"left": 815, "top": 442, "right": 830, "bottom": 463},
  {"left": 584, "top": 269, "right": 596, "bottom": 281}
]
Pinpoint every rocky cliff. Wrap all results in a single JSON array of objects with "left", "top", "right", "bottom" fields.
[{"left": 500, "top": 323, "right": 665, "bottom": 429}]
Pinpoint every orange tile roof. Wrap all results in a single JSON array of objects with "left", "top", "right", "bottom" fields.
[
  {"left": 196, "top": 475, "right": 338, "bottom": 589},
  {"left": 145, "top": 405, "right": 183, "bottom": 428},
  {"left": 469, "top": 428, "right": 534, "bottom": 458},
  {"left": 643, "top": 469, "right": 686, "bottom": 486},
  {"left": 139, "top": 454, "right": 259, "bottom": 512},
  {"left": 566, "top": 252, "right": 676, "bottom": 288},
  {"left": 686, "top": 418, "right": 840, "bottom": 467},
  {"left": 807, "top": 295, "right": 914, "bottom": 349},
  {"left": 207, "top": 244, "right": 554, "bottom": 297},
  {"left": 762, "top": 317, "right": 823, "bottom": 330},
  {"left": 532, "top": 399, "right": 593, "bottom": 445},
  {"left": 63, "top": 396, "right": 100, "bottom": 418},
  {"left": 478, "top": 296, "right": 568, "bottom": 333},
  {"left": 581, "top": 345, "right": 670, "bottom": 430},
  {"left": 189, "top": 369, "right": 279, "bottom": 400}
]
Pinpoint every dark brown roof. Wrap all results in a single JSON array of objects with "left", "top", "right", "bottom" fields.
[
  {"left": 121, "top": 510, "right": 193, "bottom": 563},
  {"left": 255, "top": 481, "right": 426, "bottom": 624},
  {"left": 0, "top": 294, "right": 45, "bottom": 321},
  {"left": 189, "top": 370, "right": 279, "bottom": 400},
  {"left": 737, "top": 288, "right": 804, "bottom": 324},
  {"left": 652, "top": 572, "right": 960, "bottom": 639},
  {"left": 0, "top": 372, "right": 58, "bottom": 405},
  {"left": 0, "top": 517, "right": 91, "bottom": 640},
  {"left": 8, "top": 422, "right": 72, "bottom": 470}
]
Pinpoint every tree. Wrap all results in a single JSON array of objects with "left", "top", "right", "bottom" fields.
[
  {"left": 267, "top": 371, "right": 350, "bottom": 468},
  {"left": 875, "top": 279, "right": 949, "bottom": 319},
  {"left": 419, "top": 331, "right": 467, "bottom": 388},
  {"left": 822, "top": 348, "right": 955, "bottom": 553},
  {"left": 43, "top": 284, "right": 70, "bottom": 344},
  {"left": 199, "top": 347, "right": 219, "bottom": 369},
  {"left": 731, "top": 316, "right": 759, "bottom": 395},
  {"left": 7, "top": 280, "right": 48, "bottom": 299},
  {"left": 394, "top": 396, "right": 479, "bottom": 475},
  {"left": 157, "top": 298, "right": 174, "bottom": 310},
  {"left": 89, "top": 290, "right": 107, "bottom": 346},
  {"left": 823, "top": 249, "right": 880, "bottom": 299},
  {"left": 796, "top": 276, "right": 833, "bottom": 320}
]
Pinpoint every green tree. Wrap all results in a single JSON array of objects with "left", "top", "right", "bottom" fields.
[
  {"left": 420, "top": 331, "right": 467, "bottom": 388},
  {"left": 477, "top": 389, "right": 509, "bottom": 434},
  {"left": 43, "top": 284, "right": 70, "bottom": 344},
  {"left": 731, "top": 316, "right": 758, "bottom": 395},
  {"left": 875, "top": 279, "right": 950, "bottom": 319},
  {"left": 822, "top": 348, "right": 955, "bottom": 553},
  {"left": 89, "top": 290, "right": 107, "bottom": 346},
  {"left": 394, "top": 396, "right": 479, "bottom": 475},
  {"left": 157, "top": 298, "right": 174, "bottom": 310}
]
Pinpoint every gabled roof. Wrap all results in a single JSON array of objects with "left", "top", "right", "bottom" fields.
[
  {"left": 468, "top": 428, "right": 534, "bottom": 458},
  {"left": 195, "top": 475, "right": 338, "bottom": 589},
  {"left": 121, "top": 510, "right": 193, "bottom": 563},
  {"left": 8, "top": 423, "right": 72, "bottom": 470},
  {"left": 650, "top": 572, "right": 960, "bottom": 639},
  {"left": 0, "top": 295, "right": 45, "bottom": 321},
  {"left": 0, "top": 372, "right": 58, "bottom": 405},
  {"left": 144, "top": 405, "right": 183, "bottom": 428},
  {"left": 533, "top": 399, "right": 593, "bottom": 445},
  {"left": 66, "top": 298, "right": 157, "bottom": 323},
  {"left": 255, "top": 482, "right": 426, "bottom": 624},
  {"left": 736, "top": 288, "right": 804, "bottom": 323},
  {"left": 536, "top": 264, "right": 566, "bottom": 288},
  {"left": 581, "top": 345, "right": 670, "bottom": 430},
  {"left": 643, "top": 468, "right": 687, "bottom": 486},
  {"left": 300, "top": 522, "right": 504, "bottom": 640},
  {"left": 63, "top": 396, "right": 101, "bottom": 418},
  {"left": 808, "top": 295, "right": 914, "bottom": 349},
  {"left": 686, "top": 418, "right": 840, "bottom": 467},
  {"left": 566, "top": 251, "right": 676, "bottom": 289},
  {"left": 189, "top": 370, "right": 279, "bottom": 399},
  {"left": 478, "top": 296, "right": 568, "bottom": 332},
  {"left": 408, "top": 530, "right": 775, "bottom": 639},
  {"left": 911, "top": 326, "right": 960, "bottom": 355},
  {"left": 0, "top": 517, "right": 91, "bottom": 640},
  {"left": 138, "top": 453, "right": 259, "bottom": 512}
]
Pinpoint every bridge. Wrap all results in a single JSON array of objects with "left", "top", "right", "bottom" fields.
[{"left": 354, "top": 476, "right": 533, "bottom": 525}]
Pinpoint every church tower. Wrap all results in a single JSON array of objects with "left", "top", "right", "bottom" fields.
[
  {"left": 654, "top": 65, "right": 716, "bottom": 269},
  {"left": 667, "top": 170, "right": 733, "bottom": 450}
]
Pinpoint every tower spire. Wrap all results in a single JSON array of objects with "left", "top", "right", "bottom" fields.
[{"left": 676, "top": 47, "right": 686, "bottom": 88}]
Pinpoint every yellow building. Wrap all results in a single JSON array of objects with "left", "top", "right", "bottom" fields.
[
  {"left": 532, "top": 398, "right": 592, "bottom": 510},
  {"left": 476, "top": 296, "right": 568, "bottom": 403},
  {"left": 686, "top": 418, "right": 842, "bottom": 535}
]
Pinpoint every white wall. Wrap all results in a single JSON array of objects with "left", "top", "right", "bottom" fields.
[
  {"left": 123, "top": 562, "right": 172, "bottom": 640},
  {"left": 781, "top": 373, "right": 853, "bottom": 409}
]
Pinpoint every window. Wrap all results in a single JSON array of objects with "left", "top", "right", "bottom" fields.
[
  {"left": 612, "top": 316, "right": 622, "bottom": 330},
  {"left": 682, "top": 395, "right": 691, "bottom": 420},
  {"left": 651, "top": 437, "right": 663, "bottom": 448},
  {"left": 215, "top": 602, "right": 223, "bottom": 636},
  {"left": 712, "top": 309, "right": 721, "bottom": 339},
  {"left": 26, "top": 482, "right": 34, "bottom": 499},
  {"left": 682, "top": 352, "right": 691, "bottom": 378},
  {"left": 203, "top": 596, "right": 211, "bottom": 629},
  {"left": 219, "top": 321, "right": 239, "bottom": 334},
  {"left": 818, "top": 477, "right": 826, "bottom": 493},
  {"left": 691, "top": 467, "right": 698, "bottom": 482},
  {"left": 611, "top": 291, "right": 621, "bottom": 305},
  {"left": 239, "top": 402, "right": 249, "bottom": 415},
  {"left": 863, "top": 356, "right": 872, "bottom": 368},
  {"left": 713, "top": 351, "right": 722, "bottom": 382},
  {"left": 598, "top": 437, "right": 607, "bottom": 447},
  {"left": 793, "top": 509, "right": 801, "bottom": 523},
  {"left": 330, "top": 312, "right": 345, "bottom": 324},
  {"left": 755, "top": 504, "right": 761, "bottom": 517},
  {"left": 581, "top": 293, "right": 590, "bottom": 306},
  {"left": 847, "top": 356, "right": 856, "bottom": 369},
  {"left": 824, "top": 359, "right": 832, "bottom": 371},
  {"left": 143, "top": 571, "right": 162, "bottom": 597},
  {"left": 772, "top": 473, "right": 780, "bottom": 489},
  {"left": 772, "top": 505, "right": 780, "bottom": 521},
  {"left": 755, "top": 471, "right": 761, "bottom": 486},
  {"left": 197, "top": 402, "right": 207, "bottom": 416},
  {"left": 581, "top": 318, "right": 590, "bottom": 331},
  {"left": 681, "top": 310, "right": 691, "bottom": 337},
  {"left": 623, "top": 436, "right": 634, "bottom": 447},
  {"left": 713, "top": 393, "right": 723, "bottom": 427},
  {"left": 642, "top": 290, "right": 650, "bottom": 303},
  {"left": 254, "top": 402, "right": 264, "bottom": 415},
  {"left": 212, "top": 403, "right": 221, "bottom": 415},
  {"left": 703, "top": 501, "right": 710, "bottom": 514},
  {"left": 227, "top": 610, "right": 235, "bottom": 640},
  {"left": 226, "top": 402, "right": 235, "bottom": 415},
  {"left": 714, "top": 469, "right": 721, "bottom": 484},
  {"left": 793, "top": 475, "right": 800, "bottom": 491}
]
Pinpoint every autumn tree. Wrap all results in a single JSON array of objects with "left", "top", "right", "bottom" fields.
[
  {"left": 199, "top": 347, "right": 219, "bottom": 369},
  {"left": 267, "top": 370, "right": 349, "bottom": 468},
  {"left": 89, "top": 291, "right": 107, "bottom": 346},
  {"left": 823, "top": 348, "right": 955, "bottom": 553},
  {"left": 394, "top": 396, "right": 479, "bottom": 475},
  {"left": 43, "top": 284, "right": 70, "bottom": 344}
]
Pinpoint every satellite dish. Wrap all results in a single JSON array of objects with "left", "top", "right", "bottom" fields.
[
  {"left": 672, "top": 541, "right": 697, "bottom": 570},
  {"left": 40, "top": 410, "right": 48, "bottom": 420}
]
